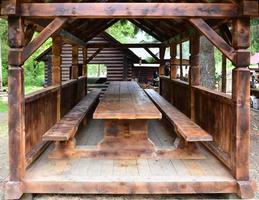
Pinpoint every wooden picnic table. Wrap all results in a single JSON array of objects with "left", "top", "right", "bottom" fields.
[{"left": 93, "top": 81, "right": 162, "bottom": 158}]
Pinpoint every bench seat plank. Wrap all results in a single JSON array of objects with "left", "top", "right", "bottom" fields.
[
  {"left": 43, "top": 89, "right": 101, "bottom": 141},
  {"left": 145, "top": 89, "right": 212, "bottom": 142}
]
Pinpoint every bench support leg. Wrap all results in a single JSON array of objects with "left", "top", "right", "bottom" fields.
[{"left": 49, "top": 138, "right": 76, "bottom": 158}]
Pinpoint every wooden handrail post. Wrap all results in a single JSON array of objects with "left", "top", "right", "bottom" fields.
[
  {"left": 83, "top": 47, "right": 88, "bottom": 95},
  {"left": 231, "top": 16, "right": 255, "bottom": 198},
  {"left": 189, "top": 33, "right": 200, "bottom": 121},
  {"left": 170, "top": 44, "right": 177, "bottom": 79},
  {"left": 52, "top": 35, "right": 62, "bottom": 121},
  {"left": 159, "top": 46, "right": 165, "bottom": 76},
  {"left": 5, "top": 16, "right": 25, "bottom": 199},
  {"left": 71, "top": 45, "right": 79, "bottom": 79}
]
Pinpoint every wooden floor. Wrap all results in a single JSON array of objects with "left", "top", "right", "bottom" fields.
[{"left": 24, "top": 119, "right": 236, "bottom": 194}]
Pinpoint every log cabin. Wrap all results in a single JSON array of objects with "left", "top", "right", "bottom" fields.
[{"left": 0, "top": 0, "right": 258, "bottom": 199}]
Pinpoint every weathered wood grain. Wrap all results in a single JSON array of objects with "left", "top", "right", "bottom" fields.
[
  {"left": 145, "top": 89, "right": 212, "bottom": 142},
  {"left": 19, "top": 3, "right": 239, "bottom": 18}
]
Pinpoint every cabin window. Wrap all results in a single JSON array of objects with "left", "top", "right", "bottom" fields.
[{"left": 87, "top": 64, "right": 107, "bottom": 78}]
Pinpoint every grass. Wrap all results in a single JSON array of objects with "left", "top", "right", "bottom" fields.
[{"left": 0, "top": 100, "right": 8, "bottom": 113}]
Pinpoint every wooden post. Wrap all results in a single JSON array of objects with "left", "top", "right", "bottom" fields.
[
  {"left": 221, "top": 55, "right": 227, "bottom": 93},
  {"left": 189, "top": 33, "right": 200, "bottom": 121},
  {"left": 83, "top": 47, "right": 88, "bottom": 95},
  {"left": 232, "top": 16, "right": 255, "bottom": 199},
  {"left": 52, "top": 35, "right": 62, "bottom": 121},
  {"left": 179, "top": 43, "right": 183, "bottom": 80},
  {"left": 170, "top": 44, "right": 177, "bottom": 79},
  {"left": 5, "top": 16, "right": 25, "bottom": 199},
  {"left": 71, "top": 45, "right": 78, "bottom": 79},
  {"left": 159, "top": 46, "right": 165, "bottom": 76}
]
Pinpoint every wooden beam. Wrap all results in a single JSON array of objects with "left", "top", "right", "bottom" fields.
[
  {"left": 19, "top": 3, "right": 238, "bottom": 18},
  {"left": 85, "top": 43, "right": 161, "bottom": 48},
  {"left": 21, "top": 17, "right": 67, "bottom": 63},
  {"left": 24, "top": 24, "right": 36, "bottom": 46},
  {"left": 5, "top": 16, "right": 25, "bottom": 200},
  {"left": 71, "top": 45, "right": 79, "bottom": 79},
  {"left": 144, "top": 48, "right": 159, "bottom": 61},
  {"left": 1, "top": 0, "right": 20, "bottom": 15},
  {"left": 87, "top": 48, "right": 103, "bottom": 63},
  {"left": 159, "top": 46, "right": 166, "bottom": 76},
  {"left": 189, "top": 18, "right": 236, "bottom": 63},
  {"left": 170, "top": 44, "right": 177, "bottom": 79},
  {"left": 58, "top": 29, "right": 86, "bottom": 47}
]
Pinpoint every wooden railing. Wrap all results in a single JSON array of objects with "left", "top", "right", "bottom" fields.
[
  {"left": 160, "top": 77, "right": 190, "bottom": 117},
  {"left": 25, "top": 76, "right": 87, "bottom": 166},
  {"left": 61, "top": 76, "right": 87, "bottom": 117},
  {"left": 192, "top": 86, "right": 233, "bottom": 168},
  {"left": 160, "top": 76, "right": 234, "bottom": 170},
  {"left": 25, "top": 85, "right": 59, "bottom": 165}
]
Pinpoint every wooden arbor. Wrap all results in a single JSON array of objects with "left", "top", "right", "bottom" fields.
[{"left": 1, "top": 0, "right": 258, "bottom": 199}]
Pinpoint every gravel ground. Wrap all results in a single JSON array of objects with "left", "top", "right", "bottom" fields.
[{"left": 0, "top": 111, "right": 258, "bottom": 200}]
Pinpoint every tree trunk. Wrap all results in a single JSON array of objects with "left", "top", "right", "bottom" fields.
[
  {"left": 199, "top": 36, "right": 216, "bottom": 89},
  {"left": 221, "top": 55, "right": 227, "bottom": 93}
]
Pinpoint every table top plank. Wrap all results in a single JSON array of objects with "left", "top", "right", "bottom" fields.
[{"left": 93, "top": 81, "right": 162, "bottom": 120}]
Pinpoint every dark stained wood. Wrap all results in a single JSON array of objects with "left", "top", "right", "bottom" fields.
[
  {"left": 22, "top": 17, "right": 67, "bottom": 63},
  {"left": 59, "top": 29, "right": 86, "bottom": 48},
  {"left": 189, "top": 18, "right": 236, "bottom": 63},
  {"left": 231, "top": 15, "right": 252, "bottom": 199},
  {"left": 145, "top": 89, "right": 212, "bottom": 142},
  {"left": 43, "top": 89, "right": 101, "bottom": 141},
  {"left": 71, "top": 45, "right": 78, "bottom": 79},
  {"left": 189, "top": 33, "right": 200, "bottom": 121},
  {"left": 86, "top": 43, "right": 161, "bottom": 48},
  {"left": 24, "top": 24, "right": 36, "bottom": 46},
  {"left": 19, "top": 3, "right": 239, "bottom": 18},
  {"left": 192, "top": 85, "right": 233, "bottom": 168},
  {"left": 25, "top": 86, "right": 58, "bottom": 159},
  {"left": 160, "top": 77, "right": 190, "bottom": 117},
  {"left": 144, "top": 47, "right": 159, "bottom": 62},
  {"left": 6, "top": 16, "right": 25, "bottom": 200},
  {"left": 221, "top": 55, "right": 227, "bottom": 93},
  {"left": 170, "top": 44, "right": 177, "bottom": 79},
  {"left": 159, "top": 47, "right": 166, "bottom": 76},
  {"left": 87, "top": 48, "right": 103, "bottom": 63},
  {"left": 94, "top": 82, "right": 161, "bottom": 120}
]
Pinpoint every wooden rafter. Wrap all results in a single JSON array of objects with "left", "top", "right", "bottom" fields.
[
  {"left": 189, "top": 18, "right": 236, "bottom": 63},
  {"left": 58, "top": 29, "right": 86, "bottom": 47},
  {"left": 85, "top": 43, "right": 161, "bottom": 48},
  {"left": 18, "top": 3, "right": 238, "bottom": 18},
  {"left": 144, "top": 48, "right": 159, "bottom": 61},
  {"left": 87, "top": 48, "right": 103, "bottom": 63},
  {"left": 21, "top": 17, "right": 67, "bottom": 63}
]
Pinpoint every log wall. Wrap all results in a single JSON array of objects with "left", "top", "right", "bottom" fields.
[{"left": 160, "top": 76, "right": 234, "bottom": 169}]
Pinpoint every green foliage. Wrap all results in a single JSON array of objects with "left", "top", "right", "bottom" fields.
[
  {"left": 0, "top": 19, "right": 8, "bottom": 86},
  {"left": 0, "top": 19, "right": 51, "bottom": 89},
  {"left": 0, "top": 99, "right": 8, "bottom": 112},
  {"left": 87, "top": 64, "right": 107, "bottom": 78},
  {"left": 251, "top": 18, "right": 259, "bottom": 54}
]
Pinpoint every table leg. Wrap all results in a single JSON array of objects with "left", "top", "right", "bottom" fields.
[{"left": 97, "top": 119, "right": 156, "bottom": 158}]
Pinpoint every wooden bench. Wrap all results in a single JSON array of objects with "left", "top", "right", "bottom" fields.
[
  {"left": 43, "top": 89, "right": 101, "bottom": 142},
  {"left": 145, "top": 89, "right": 212, "bottom": 142}
]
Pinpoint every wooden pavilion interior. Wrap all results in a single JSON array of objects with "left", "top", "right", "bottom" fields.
[{"left": 1, "top": 0, "right": 259, "bottom": 199}]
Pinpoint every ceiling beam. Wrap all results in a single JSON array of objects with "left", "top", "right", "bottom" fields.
[
  {"left": 18, "top": 3, "right": 238, "bottom": 18},
  {"left": 85, "top": 43, "right": 161, "bottom": 48}
]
